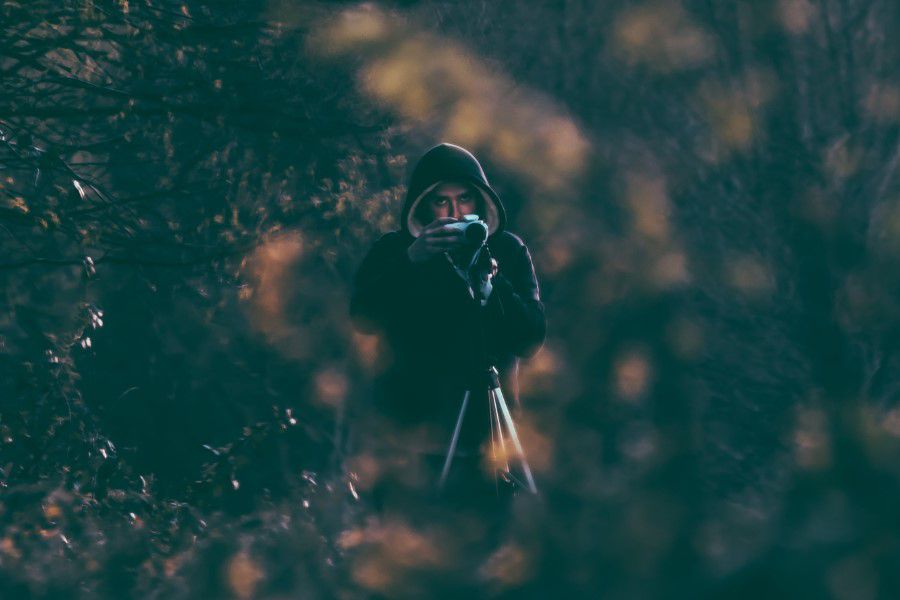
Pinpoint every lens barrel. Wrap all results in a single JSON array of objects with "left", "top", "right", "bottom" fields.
[{"left": 463, "top": 221, "right": 488, "bottom": 245}]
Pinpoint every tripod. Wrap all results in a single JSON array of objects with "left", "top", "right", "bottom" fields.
[{"left": 437, "top": 366, "right": 538, "bottom": 495}]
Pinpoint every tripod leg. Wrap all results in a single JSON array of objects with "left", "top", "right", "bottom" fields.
[
  {"left": 488, "top": 390, "right": 499, "bottom": 493},
  {"left": 489, "top": 389, "right": 510, "bottom": 475},
  {"left": 438, "top": 390, "right": 470, "bottom": 490},
  {"left": 492, "top": 386, "right": 538, "bottom": 494}
]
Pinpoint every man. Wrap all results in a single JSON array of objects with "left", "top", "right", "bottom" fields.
[{"left": 350, "top": 143, "right": 545, "bottom": 504}]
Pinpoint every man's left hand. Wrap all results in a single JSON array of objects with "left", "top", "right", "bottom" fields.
[
  {"left": 481, "top": 258, "right": 498, "bottom": 281},
  {"left": 471, "top": 257, "right": 498, "bottom": 305}
]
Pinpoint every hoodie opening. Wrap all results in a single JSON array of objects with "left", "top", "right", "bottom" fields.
[
  {"left": 405, "top": 181, "right": 501, "bottom": 238},
  {"left": 400, "top": 143, "right": 507, "bottom": 238}
]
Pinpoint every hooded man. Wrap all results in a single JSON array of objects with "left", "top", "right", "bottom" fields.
[{"left": 350, "top": 143, "right": 545, "bottom": 504}]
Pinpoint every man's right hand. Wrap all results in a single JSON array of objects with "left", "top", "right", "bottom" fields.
[{"left": 407, "top": 218, "right": 464, "bottom": 264}]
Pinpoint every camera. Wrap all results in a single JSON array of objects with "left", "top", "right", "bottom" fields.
[{"left": 446, "top": 214, "right": 488, "bottom": 246}]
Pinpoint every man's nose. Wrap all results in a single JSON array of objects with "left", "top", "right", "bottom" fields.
[{"left": 451, "top": 200, "right": 462, "bottom": 219}]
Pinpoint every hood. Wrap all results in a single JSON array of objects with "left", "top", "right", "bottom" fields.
[{"left": 401, "top": 143, "right": 506, "bottom": 238}]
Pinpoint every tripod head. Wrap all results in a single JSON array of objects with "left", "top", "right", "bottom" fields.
[{"left": 465, "top": 366, "right": 501, "bottom": 392}]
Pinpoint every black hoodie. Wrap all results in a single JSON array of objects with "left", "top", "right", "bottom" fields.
[{"left": 350, "top": 143, "right": 545, "bottom": 429}]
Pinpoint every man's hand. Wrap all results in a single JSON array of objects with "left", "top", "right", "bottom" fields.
[
  {"left": 480, "top": 257, "right": 499, "bottom": 280},
  {"left": 471, "top": 256, "right": 498, "bottom": 305},
  {"left": 406, "top": 217, "right": 464, "bottom": 264}
]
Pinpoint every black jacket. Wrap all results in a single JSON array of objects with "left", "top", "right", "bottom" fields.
[{"left": 350, "top": 144, "right": 545, "bottom": 429}]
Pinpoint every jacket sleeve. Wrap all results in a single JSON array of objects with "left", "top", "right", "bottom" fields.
[
  {"left": 349, "top": 233, "right": 421, "bottom": 334},
  {"left": 482, "top": 239, "right": 546, "bottom": 358}
]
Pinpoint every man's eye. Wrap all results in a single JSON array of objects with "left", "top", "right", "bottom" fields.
[{"left": 432, "top": 198, "right": 449, "bottom": 206}]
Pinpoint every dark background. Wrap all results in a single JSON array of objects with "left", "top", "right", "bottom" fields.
[{"left": 2, "top": 0, "right": 900, "bottom": 597}]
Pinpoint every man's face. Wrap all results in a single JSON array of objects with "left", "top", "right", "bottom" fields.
[{"left": 425, "top": 181, "right": 478, "bottom": 222}]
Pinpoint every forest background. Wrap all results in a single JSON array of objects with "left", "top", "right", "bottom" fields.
[{"left": 2, "top": 0, "right": 900, "bottom": 597}]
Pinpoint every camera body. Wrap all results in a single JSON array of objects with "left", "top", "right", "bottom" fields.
[{"left": 445, "top": 214, "right": 488, "bottom": 246}]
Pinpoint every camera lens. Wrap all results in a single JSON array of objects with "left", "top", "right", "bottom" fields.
[{"left": 464, "top": 221, "right": 488, "bottom": 245}]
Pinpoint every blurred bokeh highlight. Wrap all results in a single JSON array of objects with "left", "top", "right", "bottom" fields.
[{"left": 2, "top": 0, "right": 900, "bottom": 598}]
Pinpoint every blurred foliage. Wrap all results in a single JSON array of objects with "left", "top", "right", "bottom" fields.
[{"left": 2, "top": 0, "right": 900, "bottom": 597}]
